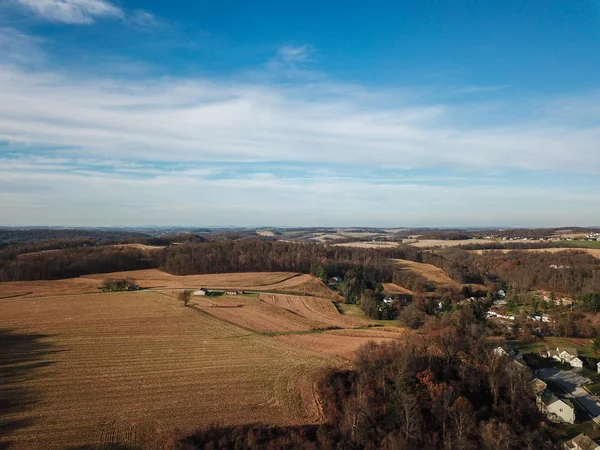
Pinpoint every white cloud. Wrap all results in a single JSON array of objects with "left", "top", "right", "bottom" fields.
[
  {"left": 0, "top": 27, "right": 44, "bottom": 65},
  {"left": 13, "top": 0, "right": 123, "bottom": 24},
  {"left": 266, "top": 44, "right": 314, "bottom": 73},
  {"left": 0, "top": 61, "right": 599, "bottom": 173},
  {"left": 276, "top": 44, "right": 312, "bottom": 64},
  {"left": 1, "top": 155, "right": 599, "bottom": 227},
  {"left": 0, "top": 33, "right": 599, "bottom": 225},
  {"left": 128, "top": 9, "right": 158, "bottom": 29}
]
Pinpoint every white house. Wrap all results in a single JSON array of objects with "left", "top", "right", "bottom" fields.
[
  {"left": 563, "top": 433, "right": 600, "bottom": 450},
  {"left": 539, "top": 389, "right": 576, "bottom": 424},
  {"left": 493, "top": 345, "right": 522, "bottom": 360},
  {"left": 194, "top": 288, "right": 209, "bottom": 296},
  {"left": 547, "top": 347, "right": 583, "bottom": 368}
]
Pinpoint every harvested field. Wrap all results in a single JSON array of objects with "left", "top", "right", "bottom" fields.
[
  {"left": 194, "top": 293, "right": 369, "bottom": 333},
  {"left": 275, "top": 328, "right": 406, "bottom": 360},
  {"left": 408, "top": 239, "right": 494, "bottom": 248},
  {"left": 82, "top": 269, "right": 341, "bottom": 300},
  {"left": 382, "top": 283, "right": 414, "bottom": 295},
  {"left": 393, "top": 259, "right": 460, "bottom": 289},
  {"left": 0, "top": 290, "right": 344, "bottom": 449},
  {"left": 259, "top": 294, "right": 370, "bottom": 329},
  {"left": 0, "top": 278, "right": 102, "bottom": 299},
  {"left": 332, "top": 241, "right": 400, "bottom": 249},
  {"left": 111, "top": 243, "right": 166, "bottom": 253},
  {"left": 470, "top": 248, "right": 600, "bottom": 260}
]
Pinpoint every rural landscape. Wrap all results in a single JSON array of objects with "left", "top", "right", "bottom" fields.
[
  {"left": 1, "top": 1, "right": 598, "bottom": 449},
  {"left": 3, "top": 227, "right": 600, "bottom": 448}
]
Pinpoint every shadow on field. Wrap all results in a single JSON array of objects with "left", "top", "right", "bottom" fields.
[{"left": 0, "top": 328, "right": 61, "bottom": 449}]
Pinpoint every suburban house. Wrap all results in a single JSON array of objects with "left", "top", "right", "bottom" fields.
[
  {"left": 493, "top": 345, "right": 522, "bottom": 360},
  {"left": 538, "top": 389, "right": 576, "bottom": 424},
  {"left": 563, "top": 433, "right": 600, "bottom": 450},
  {"left": 529, "top": 378, "right": 547, "bottom": 397},
  {"left": 487, "top": 310, "right": 515, "bottom": 321},
  {"left": 193, "top": 288, "right": 209, "bottom": 296},
  {"left": 545, "top": 347, "right": 584, "bottom": 368}
]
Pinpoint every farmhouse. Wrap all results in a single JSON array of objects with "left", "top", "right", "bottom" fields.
[
  {"left": 538, "top": 389, "right": 576, "bottom": 424},
  {"left": 545, "top": 347, "right": 584, "bottom": 368},
  {"left": 194, "top": 288, "right": 209, "bottom": 296},
  {"left": 564, "top": 433, "right": 600, "bottom": 450}
]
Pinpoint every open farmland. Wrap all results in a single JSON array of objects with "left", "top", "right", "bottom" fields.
[
  {"left": 393, "top": 259, "right": 461, "bottom": 289},
  {"left": 407, "top": 238, "right": 495, "bottom": 248},
  {"left": 332, "top": 241, "right": 400, "bottom": 249},
  {"left": 82, "top": 269, "right": 341, "bottom": 300},
  {"left": 275, "top": 327, "right": 406, "bottom": 360},
  {"left": 382, "top": 282, "right": 414, "bottom": 295},
  {"left": 0, "top": 290, "right": 349, "bottom": 449},
  {"left": 194, "top": 293, "right": 370, "bottom": 333}
]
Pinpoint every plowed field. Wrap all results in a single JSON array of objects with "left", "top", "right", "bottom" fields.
[{"left": 0, "top": 291, "right": 344, "bottom": 449}]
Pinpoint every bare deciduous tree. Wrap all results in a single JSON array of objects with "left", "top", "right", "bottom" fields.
[{"left": 178, "top": 290, "right": 192, "bottom": 306}]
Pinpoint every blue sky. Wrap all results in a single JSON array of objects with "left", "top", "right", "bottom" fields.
[{"left": 1, "top": 0, "right": 600, "bottom": 227}]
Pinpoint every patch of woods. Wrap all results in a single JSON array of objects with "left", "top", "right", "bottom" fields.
[
  {"left": 99, "top": 278, "right": 140, "bottom": 292},
  {"left": 417, "top": 230, "right": 472, "bottom": 240},
  {"left": 181, "top": 311, "right": 554, "bottom": 450},
  {"left": 467, "top": 249, "right": 600, "bottom": 295},
  {"left": 0, "top": 246, "right": 154, "bottom": 282}
]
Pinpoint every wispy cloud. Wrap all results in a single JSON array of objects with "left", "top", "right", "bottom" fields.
[
  {"left": 0, "top": 27, "right": 44, "bottom": 65},
  {"left": 1, "top": 59, "right": 599, "bottom": 173},
  {"left": 267, "top": 44, "right": 314, "bottom": 73},
  {"left": 12, "top": 0, "right": 123, "bottom": 24},
  {"left": 128, "top": 9, "right": 159, "bottom": 29},
  {"left": 1, "top": 31, "right": 599, "bottom": 225}
]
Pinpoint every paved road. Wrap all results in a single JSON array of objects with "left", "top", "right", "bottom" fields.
[{"left": 537, "top": 368, "right": 600, "bottom": 423}]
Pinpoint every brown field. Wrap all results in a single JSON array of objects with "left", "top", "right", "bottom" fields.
[
  {"left": 0, "top": 278, "right": 103, "bottom": 299},
  {"left": 469, "top": 247, "right": 600, "bottom": 260},
  {"left": 275, "top": 328, "right": 406, "bottom": 360},
  {"left": 0, "top": 290, "right": 349, "bottom": 449},
  {"left": 111, "top": 243, "right": 166, "bottom": 253},
  {"left": 194, "top": 293, "right": 370, "bottom": 333},
  {"left": 382, "top": 283, "right": 414, "bottom": 295},
  {"left": 408, "top": 238, "right": 495, "bottom": 248},
  {"left": 393, "top": 259, "right": 460, "bottom": 289},
  {"left": 82, "top": 269, "right": 341, "bottom": 300},
  {"left": 0, "top": 270, "right": 341, "bottom": 301},
  {"left": 332, "top": 241, "right": 400, "bottom": 249}
]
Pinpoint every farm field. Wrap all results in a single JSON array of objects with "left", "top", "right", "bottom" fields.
[
  {"left": 332, "top": 241, "right": 400, "bottom": 249},
  {"left": 382, "top": 282, "right": 414, "bottom": 295},
  {"left": 407, "top": 238, "right": 495, "bottom": 248},
  {"left": 82, "top": 269, "right": 341, "bottom": 300},
  {"left": 0, "top": 269, "right": 341, "bottom": 301},
  {"left": 194, "top": 292, "right": 369, "bottom": 333},
  {"left": 393, "top": 259, "right": 460, "bottom": 289},
  {"left": 0, "top": 290, "right": 349, "bottom": 449},
  {"left": 470, "top": 247, "right": 600, "bottom": 259},
  {"left": 275, "top": 327, "right": 406, "bottom": 360}
]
